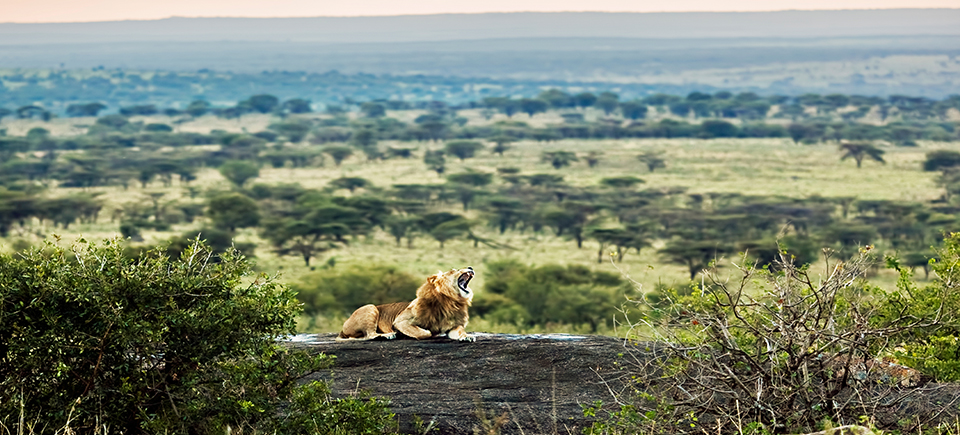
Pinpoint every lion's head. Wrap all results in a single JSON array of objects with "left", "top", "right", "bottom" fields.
[{"left": 423, "top": 267, "right": 475, "bottom": 303}]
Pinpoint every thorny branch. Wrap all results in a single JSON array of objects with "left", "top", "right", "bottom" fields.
[{"left": 614, "top": 245, "right": 949, "bottom": 433}]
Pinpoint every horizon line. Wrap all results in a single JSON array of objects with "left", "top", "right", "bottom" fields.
[{"left": 4, "top": 7, "right": 959, "bottom": 25}]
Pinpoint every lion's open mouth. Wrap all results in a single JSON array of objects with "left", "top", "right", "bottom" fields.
[{"left": 457, "top": 271, "right": 473, "bottom": 292}]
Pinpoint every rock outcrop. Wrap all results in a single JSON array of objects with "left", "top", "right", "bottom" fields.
[
  {"left": 289, "top": 333, "right": 638, "bottom": 434},
  {"left": 288, "top": 333, "right": 960, "bottom": 434}
]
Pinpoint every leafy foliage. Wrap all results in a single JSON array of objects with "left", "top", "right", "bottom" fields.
[
  {"left": 477, "top": 260, "right": 626, "bottom": 331},
  {"left": 602, "top": 244, "right": 949, "bottom": 434},
  {"left": 294, "top": 265, "right": 421, "bottom": 315},
  {"left": 0, "top": 238, "right": 394, "bottom": 434}
]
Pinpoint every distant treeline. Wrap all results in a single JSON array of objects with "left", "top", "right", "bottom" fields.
[
  {"left": 0, "top": 69, "right": 697, "bottom": 111},
  {"left": 4, "top": 90, "right": 959, "bottom": 147},
  {"left": 3, "top": 68, "right": 960, "bottom": 118}
]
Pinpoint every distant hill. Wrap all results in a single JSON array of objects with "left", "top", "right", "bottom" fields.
[
  {"left": 1, "top": 10, "right": 959, "bottom": 98},
  {"left": 1, "top": 9, "right": 959, "bottom": 45}
]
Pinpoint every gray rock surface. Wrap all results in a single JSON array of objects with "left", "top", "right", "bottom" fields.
[
  {"left": 287, "top": 333, "right": 960, "bottom": 434},
  {"left": 289, "top": 333, "right": 637, "bottom": 434}
]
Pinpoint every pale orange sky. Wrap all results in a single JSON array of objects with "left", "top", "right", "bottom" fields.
[{"left": 5, "top": 0, "right": 960, "bottom": 23}]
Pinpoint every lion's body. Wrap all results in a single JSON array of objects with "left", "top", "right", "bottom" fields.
[{"left": 337, "top": 267, "right": 475, "bottom": 342}]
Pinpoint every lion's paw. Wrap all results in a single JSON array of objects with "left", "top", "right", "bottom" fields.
[{"left": 458, "top": 334, "right": 476, "bottom": 342}]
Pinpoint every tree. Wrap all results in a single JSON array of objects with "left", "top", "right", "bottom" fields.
[
  {"left": 120, "top": 105, "right": 159, "bottom": 116},
  {"left": 448, "top": 172, "right": 493, "bottom": 211},
  {"left": 483, "top": 97, "right": 520, "bottom": 117},
  {"left": 540, "top": 202, "right": 595, "bottom": 248},
  {"left": 637, "top": 152, "right": 666, "bottom": 172},
  {"left": 96, "top": 114, "right": 129, "bottom": 129},
  {"left": 700, "top": 119, "right": 739, "bottom": 138},
  {"left": 486, "top": 197, "right": 525, "bottom": 234},
  {"left": 0, "top": 239, "right": 394, "bottom": 433},
  {"left": 594, "top": 92, "right": 620, "bottom": 116},
  {"left": 329, "top": 176, "right": 372, "bottom": 193},
  {"left": 185, "top": 100, "right": 211, "bottom": 117},
  {"left": 323, "top": 145, "right": 354, "bottom": 166},
  {"left": 360, "top": 102, "right": 386, "bottom": 118},
  {"left": 244, "top": 94, "right": 280, "bottom": 114},
  {"left": 16, "top": 105, "right": 50, "bottom": 120},
  {"left": 600, "top": 176, "right": 645, "bottom": 189},
  {"left": 386, "top": 215, "right": 422, "bottom": 247},
  {"left": 281, "top": 98, "right": 312, "bottom": 114},
  {"left": 659, "top": 239, "right": 732, "bottom": 279},
  {"left": 923, "top": 150, "right": 960, "bottom": 172},
  {"left": 587, "top": 224, "right": 652, "bottom": 263},
  {"left": 489, "top": 135, "right": 515, "bottom": 156},
  {"left": 219, "top": 160, "right": 260, "bottom": 187},
  {"left": 538, "top": 89, "right": 572, "bottom": 109},
  {"left": 207, "top": 192, "right": 260, "bottom": 231},
  {"left": 585, "top": 151, "right": 603, "bottom": 168},
  {"left": 268, "top": 121, "right": 311, "bottom": 143},
  {"left": 429, "top": 217, "right": 472, "bottom": 248},
  {"left": 444, "top": 140, "right": 484, "bottom": 161},
  {"left": 261, "top": 206, "right": 363, "bottom": 266},
  {"left": 447, "top": 171, "right": 493, "bottom": 187},
  {"left": 573, "top": 92, "right": 598, "bottom": 109},
  {"left": 788, "top": 123, "right": 813, "bottom": 143},
  {"left": 351, "top": 128, "right": 379, "bottom": 157},
  {"left": 424, "top": 150, "right": 446, "bottom": 175},
  {"left": 144, "top": 123, "right": 173, "bottom": 132},
  {"left": 619, "top": 101, "right": 648, "bottom": 120},
  {"left": 519, "top": 98, "right": 548, "bottom": 117},
  {"left": 839, "top": 142, "right": 885, "bottom": 168},
  {"left": 542, "top": 151, "right": 579, "bottom": 169},
  {"left": 65, "top": 102, "right": 107, "bottom": 117}
]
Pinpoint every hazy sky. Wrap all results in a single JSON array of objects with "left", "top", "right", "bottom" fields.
[{"left": 6, "top": 0, "right": 959, "bottom": 23}]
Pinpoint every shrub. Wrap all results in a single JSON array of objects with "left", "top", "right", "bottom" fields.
[
  {"left": 479, "top": 260, "right": 625, "bottom": 331},
  {"left": 600, "top": 244, "right": 948, "bottom": 434},
  {"left": 0, "top": 238, "right": 394, "bottom": 434},
  {"left": 884, "top": 233, "right": 960, "bottom": 381},
  {"left": 294, "top": 264, "right": 421, "bottom": 315}
]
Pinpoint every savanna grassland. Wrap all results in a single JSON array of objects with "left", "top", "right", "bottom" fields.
[{"left": 2, "top": 101, "right": 956, "bottom": 336}]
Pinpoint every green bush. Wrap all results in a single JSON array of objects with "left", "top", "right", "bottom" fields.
[
  {"left": 0, "top": 238, "right": 394, "bottom": 434},
  {"left": 479, "top": 260, "right": 626, "bottom": 331},
  {"left": 884, "top": 233, "right": 960, "bottom": 381},
  {"left": 597, "top": 242, "right": 951, "bottom": 434},
  {"left": 294, "top": 264, "right": 420, "bottom": 315}
]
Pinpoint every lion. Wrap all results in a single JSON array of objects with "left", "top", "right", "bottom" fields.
[{"left": 336, "top": 267, "right": 476, "bottom": 342}]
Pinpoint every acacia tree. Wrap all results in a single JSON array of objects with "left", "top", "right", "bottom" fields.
[
  {"left": 444, "top": 140, "right": 484, "bottom": 161},
  {"left": 519, "top": 98, "right": 548, "bottom": 117},
  {"left": 658, "top": 239, "right": 732, "bottom": 279},
  {"left": 839, "top": 142, "right": 885, "bottom": 168},
  {"left": 448, "top": 171, "right": 493, "bottom": 211},
  {"left": 219, "top": 160, "right": 260, "bottom": 187},
  {"left": 329, "top": 176, "right": 372, "bottom": 193},
  {"left": 424, "top": 150, "right": 446, "bottom": 175},
  {"left": 429, "top": 218, "right": 472, "bottom": 248},
  {"left": 323, "top": 145, "right": 354, "bottom": 166},
  {"left": 486, "top": 197, "right": 525, "bottom": 234},
  {"left": 637, "top": 152, "right": 666, "bottom": 172},
  {"left": 542, "top": 151, "right": 579, "bottom": 169},
  {"left": 206, "top": 192, "right": 260, "bottom": 232},
  {"left": 489, "top": 135, "right": 515, "bottom": 156},
  {"left": 261, "top": 205, "right": 367, "bottom": 266}
]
